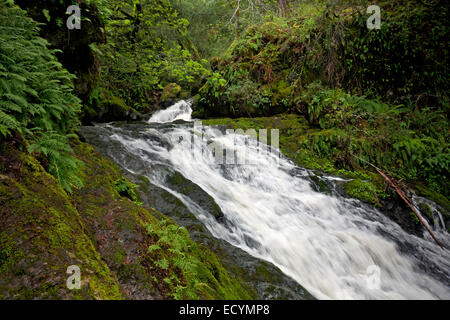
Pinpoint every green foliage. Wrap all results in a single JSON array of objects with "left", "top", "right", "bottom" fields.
[
  {"left": 27, "top": 132, "right": 83, "bottom": 192},
  {"left": 145, "top": 218, "right": 251, "bottom": 299},
  {"left": 0, "top": 1, "right": 82, "bottom": 192},
  {"left": 170, "top": 0, "right": 278, "bottom": 58},
  {"left": 86, "top": 0, "right": 113, "bottom": 23},
  {"left": 297, "top": 82, "right": 405, "bottom": 129},
  {"left": 195, "top": 5, "right": 330, "bottom": 117},
  {"left": 98, "top": 0, "right": 210, "bottom": 110},
  {"left": 146, "top": 219, "right": 209, "bottom": 299},
  {"left": 342, "top": 0, "right": 449, "bottom": 106},
  {"left": 196, "top": 1, "right": 448, "bottom": 118},
  {"left": 295, "top": 83, "right": 449, "bottom": 199},
  {"left": 113, "top": 178, "right": 143, "bottom": 205},
  {"left": 409, "top": 211, "right": 420, "bottom": 225}
]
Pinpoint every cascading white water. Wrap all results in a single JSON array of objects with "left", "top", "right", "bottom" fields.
[
  {"left": 148, "top": 100, "right": 192, "bottom": 123},
  {"left": 100, "top": 102, "right": 450, "bottom": 299}
]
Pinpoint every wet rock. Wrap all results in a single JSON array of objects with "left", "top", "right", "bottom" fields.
[
  {"left": 160, "top": 83, "right": 182, "bottom": 108},
  {"left": 164, "top": 171, "right": 224, "bottom": 221}
]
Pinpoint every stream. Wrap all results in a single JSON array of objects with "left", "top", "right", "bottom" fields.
[{"left": 80, "top": 100, "right": 450, "bottom": 300}]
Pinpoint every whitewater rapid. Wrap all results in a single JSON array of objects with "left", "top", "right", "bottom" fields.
[
  {"left": 90, "top": 101, "right": 450, "bottom": 299},
  {"left": 148, "top": 100, "right": 193, "bottom": 123}
]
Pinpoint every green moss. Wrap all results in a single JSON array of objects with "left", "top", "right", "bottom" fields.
[
  {"left": 309, "top": 175, "right": 331, "bottom": 194},
  {"left": 138, "top": 176, "right": 151, "bottom": 194},
  {"left": 415, "top": 184, "right": 450, "bottom": 213},
  {"left": 409, "top": 211, "right": 420, "bottom": 224},
  {"left": 418, "top": 202, "right": 433, "bottom": 221},
  {"left": 270, "top": 80, "right": 292, "bottom": 106},
  {"left": 46, "top": 208, "right": 73, "bottom": 248},
  {"left": 343, "top": 179, "right": 380, "bottom": 206},
  {"left": 161, "top": 83, "right": 182, "bottom": 102},
  {"left": 167, "top": 171, "right": 184, "bottom": 186},
  {"left": 0, "top": 231, "right": 25, "bottom": 275},
  {"left": 0, "top": 148, "right": 122, "bottom": 300}
]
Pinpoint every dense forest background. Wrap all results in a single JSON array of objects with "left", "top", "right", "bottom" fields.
[{"left": 0, "top": 0, "right": 449, "bottom": 299}]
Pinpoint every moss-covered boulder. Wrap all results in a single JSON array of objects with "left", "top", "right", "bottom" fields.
[
  {"left": 343, "top": 179, "right": 381, "bottom": 207},
  {"left": 0, "top": 146, "right": 121, "bottom": 299},
  {"left": 164, "top": 171, "right": 224, "bottom": 220},
  {"left": 160, "top": 83, "right": 182, "bottom": 108}
]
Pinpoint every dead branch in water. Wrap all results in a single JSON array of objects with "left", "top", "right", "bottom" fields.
[{"left": 351, "top": 154, "right": 444, "bottom": 249}]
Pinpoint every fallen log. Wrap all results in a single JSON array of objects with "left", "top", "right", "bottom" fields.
[{"left": 351, "top": 154, "right": 444, "bottom": 249}]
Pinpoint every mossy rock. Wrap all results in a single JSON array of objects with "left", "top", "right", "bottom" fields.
[
  {"left": 160, "top": 83, "right": 182, "bottom": 107},
  {"left": 0, "top": 148, "right": 122, "bottom": 300},
  {"left": 165, "top": 171, "right": 224, "bottom": 220},
  {"left": 343, "top": 179, "right": 380, "bottom": 206},
  {"left": 415, "top": 184, "right": 450, "bottom": 213}
]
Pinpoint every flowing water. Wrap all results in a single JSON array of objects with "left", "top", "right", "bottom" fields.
[{"left": 82, "top": 100, "right": 450, "bottom": 300}]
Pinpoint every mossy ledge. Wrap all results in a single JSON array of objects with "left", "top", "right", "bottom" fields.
[{"left": 0, "top": 142, "right": 253, "bottom": 299}]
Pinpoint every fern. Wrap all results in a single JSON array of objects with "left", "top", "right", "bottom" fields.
[
  {"left": 147, "top": 244, "right": 161, "bottom": 252},
  {"left": 27, "top": 131, "right": 83, "bottom": 192},
  {"left": 154, "top": 258, "right": 169, "bottom": 270},
  {"left": 113, "top": 178, "right": 143, "bottom": 205},
  {"left": 0, "top": 2, "right": 83, "bottom": 191},
  {"left": 0, "top": 109, "right": 20, "bottom": 136},
  {"left": 146, "top": 219, "right": 208, "bottom": 299}
]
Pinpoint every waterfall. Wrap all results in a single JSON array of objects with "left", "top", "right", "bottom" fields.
[
  {"left": 83, "top": 102, "right": 450, "bottom": 300},
  {"left": 148, "top": 100, "right": 193, "bottom": 123}
]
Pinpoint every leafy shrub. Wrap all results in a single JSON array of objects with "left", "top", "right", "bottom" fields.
[
  {"left": 197, "top": 1, "right": 449, "bottom": 117},
  {"left": 342, "top": 0, "right": 449, "bottom": 106},
  {"left": 294, "top": 81, "right": 449, "bottom": 198},
  {"left": 98, "top": 0, "right": 209, "bottom": 111},
  {"left": 297, "top": 82, "right": 401, "bottom": 129}
]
